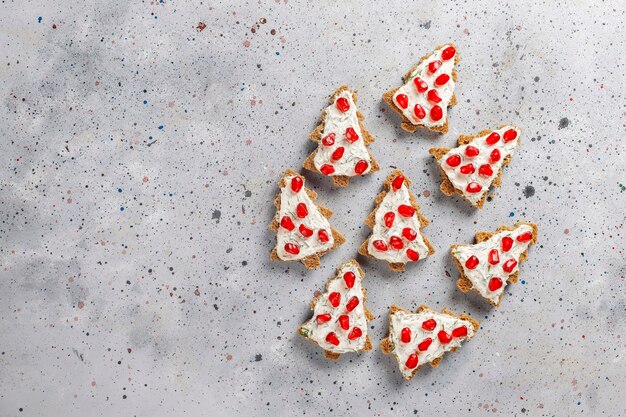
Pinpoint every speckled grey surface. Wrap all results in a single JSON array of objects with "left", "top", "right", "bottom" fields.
[{"left": 1, "top": 1, "right": 625, "bottom": 416}]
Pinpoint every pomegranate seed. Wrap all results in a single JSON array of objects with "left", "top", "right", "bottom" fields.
[
  {"left": 389, "top": 236, "right": 404, "bottom": 250},
  {"left": 345, "top": 296, "right": 359, "bottom": 312},
  {"left": 398, "top": 204, "right": 415, "bottom": 218},
  {"left": 392, "top": 175, "right": 404, "bottom": 191},
  {"left": 418, "top": 338, "right": 432, "bottom": 352},
  {"left": 422, "top": 319, "right": 436, "bottom": 331},
  {"left": 452, "top": 326, "right": 468, "bottom": 338},
  {"left": 427, "top": 89, "right": 442, "bottom": 103},
  {"left": 406, "top": 249, "right": 420, "bottom": 262},
  {"left": 502, "top": 259, "right": 518, "bottom": 274},
  {"left": 413, "top": 77, "right": 428, "bottom": 93},
  {"left": 384, "top": 212, "right": 395, "bottom": 228},
  {"left": 438, "top": 330, "right": 452, "bottom": 344},
  {"left": 331, "top": 146, "right": 345, "bottom": 162},
  {"left": 430, "top": 105, "right": 443, "bottom": 121},
  {"left": 316, "top": 313, "right": 331, "bottom": 324},
  {"left": 320, "top": 164, "right": 335, "bottom": 176},
  {"left": 490, "top": 149, "right": 501, "bottom": 163},
  {"left": 501, "top": 236, "right": 513, "bottom": 252},
  {"left": 503, "top": 129, "right": 518, "bottom": 142},
  {"left": 486, "top": 132, "right": 500, "bottom": 145},
  {"left": 466, "top": 182, "right": 482, "bottom": 193},
  {"left": 517, "top": 231, "right": 533, "bottom": 243},
  {"left": 395, "top": 93, "right": 408, "bottom": 109},
  {"left": 459, "top": 163, "right": 475, "bottom": 175},
  {"left": 328, "top": 292, "right": 341, "bottom": 308},
  {"left": 338, "top": 315, "right": 350, "bottom": 330},
  {"left": 345, "top": 127, "right": 359, "bottom": 143},
  {"left": 465, "top": 255, "right": 479, "bottom": 270},
  {"left": 488, "top": 277, "right": 503, "bottom": 291},
  {"left": 280, "top": 216, "right": 295, "bottom": 231},
  {"left": 401, "top": 327, "right": 412, "bottom": 343},
  {"left": 373, "top": 240, "right": 388, "bottom": 251},
  {"left": 488, "top": 249, "right": 500, "bottom": 265},
  {"left": 405, "top": 353, "right": 418, "bottom": 369},
  {"left": 441, "top": 46, "right": 456, "bottom": 60},
  {"left": 478, "top": 164, "right": 494, "bottom": 177},
  {"left": 414, "top": 103, "right": 426, "bottom": 120},
  {"left": 428, "top": 60, "right": 442, "bottom": 74},
  {"left": 325, "top": 332, "right": 340, "bottom": 346},
  {"left": 299, "top": 224, "right": 313, "bottom": 238},
  {"left": 465, "top": 146, "right": 480, "bottom": 157},
  {"left": 343, "top": 271, "right": 355, "bottom": 288},
  {"left": 348, "top": 327, "right": 362, "bottom": 340},
  {"left": 354, "top": 160, "right": 368, "bottom": 175},
  {"left": 291, "top": 176, "right": 303, "bottom": 192},
  {"left": 446, "top": 154, "right": 461, "bottom": 167},
  {"left": 402, "top": 227, "right": 417, "bottom": 241},
  {"left": 435, "top": 73, "right": 450, "bottom": 86},
  {"left": 318, "top": 229, "right": 330, "bottom": 243},
  {"left": 336, "top": 97, "right": 350, "bottom": 112},
  {"left": 284, "top": 243, "right": 300, "bottom": 255},
  {"left": 296, "top": 202, "right": 308, "bottom": 218},
  {"left": 321, "top": 133, "right": 335, "bottom": 146}
]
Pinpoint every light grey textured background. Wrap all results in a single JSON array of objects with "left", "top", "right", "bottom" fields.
[{"left": 1, "top": 1, "right": 625, "bottom": 416}]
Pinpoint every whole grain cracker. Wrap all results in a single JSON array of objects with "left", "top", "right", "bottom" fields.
[
  {"left": 303, "top": 85, "right": 380, "bottom": 187},
  {"left": 269, "top": 168, "right": 345, "bottom": 269},
  {"left": 297, "top": 259, "right": 374, "bottom": 359},
  {"left": 380, "top": 304, "right": 480, "bottom": 382},
  {"left": 450, "top": 221, "right": 538, "bottom": 307},
  {"left": 429, "top": 126, "right": 521, "bottom": 208},
  {"left": 358, "top": 169, "right": 435, "bottom": 272},
  {"left": 382, "top": 44, "right": 459, "bottom": 134}
]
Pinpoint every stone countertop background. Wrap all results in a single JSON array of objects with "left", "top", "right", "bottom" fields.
[{"left": 0, "top": 1, "right": 624, "bottom": 416}]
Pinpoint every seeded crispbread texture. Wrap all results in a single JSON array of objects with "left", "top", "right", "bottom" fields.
[
  {"left": 450, "top": 221, "right": 538, "bottom": 307},
  {"left": 428, "top": 125, "right": 521, "bottom": 209},
  {"left": 358, "top": 169, "right": 435, "bottom": 272},
  {"left": 380, "top": 304, "right": 480, "bottom": 382},
  {"left": 303, "top": 85, "right": 380, "bottom": 187},
  {"left": 297, "top": 259, "right": 374, "bottom": 360},
  {"left": 269, "top": 168, "right": 345, "bottom": 269},
  {"left": 383, "top": 43, "right": 459, "bottom": 134}
]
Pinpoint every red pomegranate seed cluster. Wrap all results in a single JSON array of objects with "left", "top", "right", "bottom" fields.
[
  {"left": 444, "top": 128, "right": 519, "bottom": 196},
  {"left": 402, "top": 317, "right": 469, "bottom": 369}
]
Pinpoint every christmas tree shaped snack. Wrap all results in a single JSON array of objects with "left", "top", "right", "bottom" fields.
[
  {"left": 429, "top": 125, "right": 522, "bottom": 208},
  {"left": 380, "top": 305, "right": 479, "bottom": 382},
  {"left": 383, "top": 44, "right": 458, "bottom": 133},
  {"left": 298, "top": 259, "right": 374, "bottom": 359},
  {"left": 451, "top": 222, "right": 538, "bottom": 307},
  {"left": 269, "top": 169, "right": 345, "bottom": 269},
  {"left": 303, "top": 85, "right": 380, "bottom": 187},
  {"left": 358, "top": 170, "right": 435, "bottom": 272}
]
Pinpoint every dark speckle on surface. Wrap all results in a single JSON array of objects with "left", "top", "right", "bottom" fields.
[
  {"left": 559, "top": 117, "right": 570, "bottom": 129},
  {"left": 523, "top": 185, "right": 535, "bottom": 198},
  {"left": 255, "top": 354, "right": 262, "bottom": 362}
]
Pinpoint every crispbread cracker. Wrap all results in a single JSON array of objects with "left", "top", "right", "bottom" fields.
[
  {"left": 297, "top": 259, "right": 374, "bottom": 359},
  {"left": 450, "top": 221, "right": 538, "bottom": 307},
  {"left": 269, "top": 168, "right": 345, "bottom": 269},
  {"left": 429, "top": 126, "right": 520, "bottom": 208},
  {"left": 303, "top": 86, "right": 380, "bottom": 187},
  {"left": 380, "top": 304, "right": 480, "bottom": 381},
  {"left": 358, "top": 169, "right": 435, "bottom": 272},
  {"left": 383, "top": 44, "right": 459, "bottom": 134}
]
